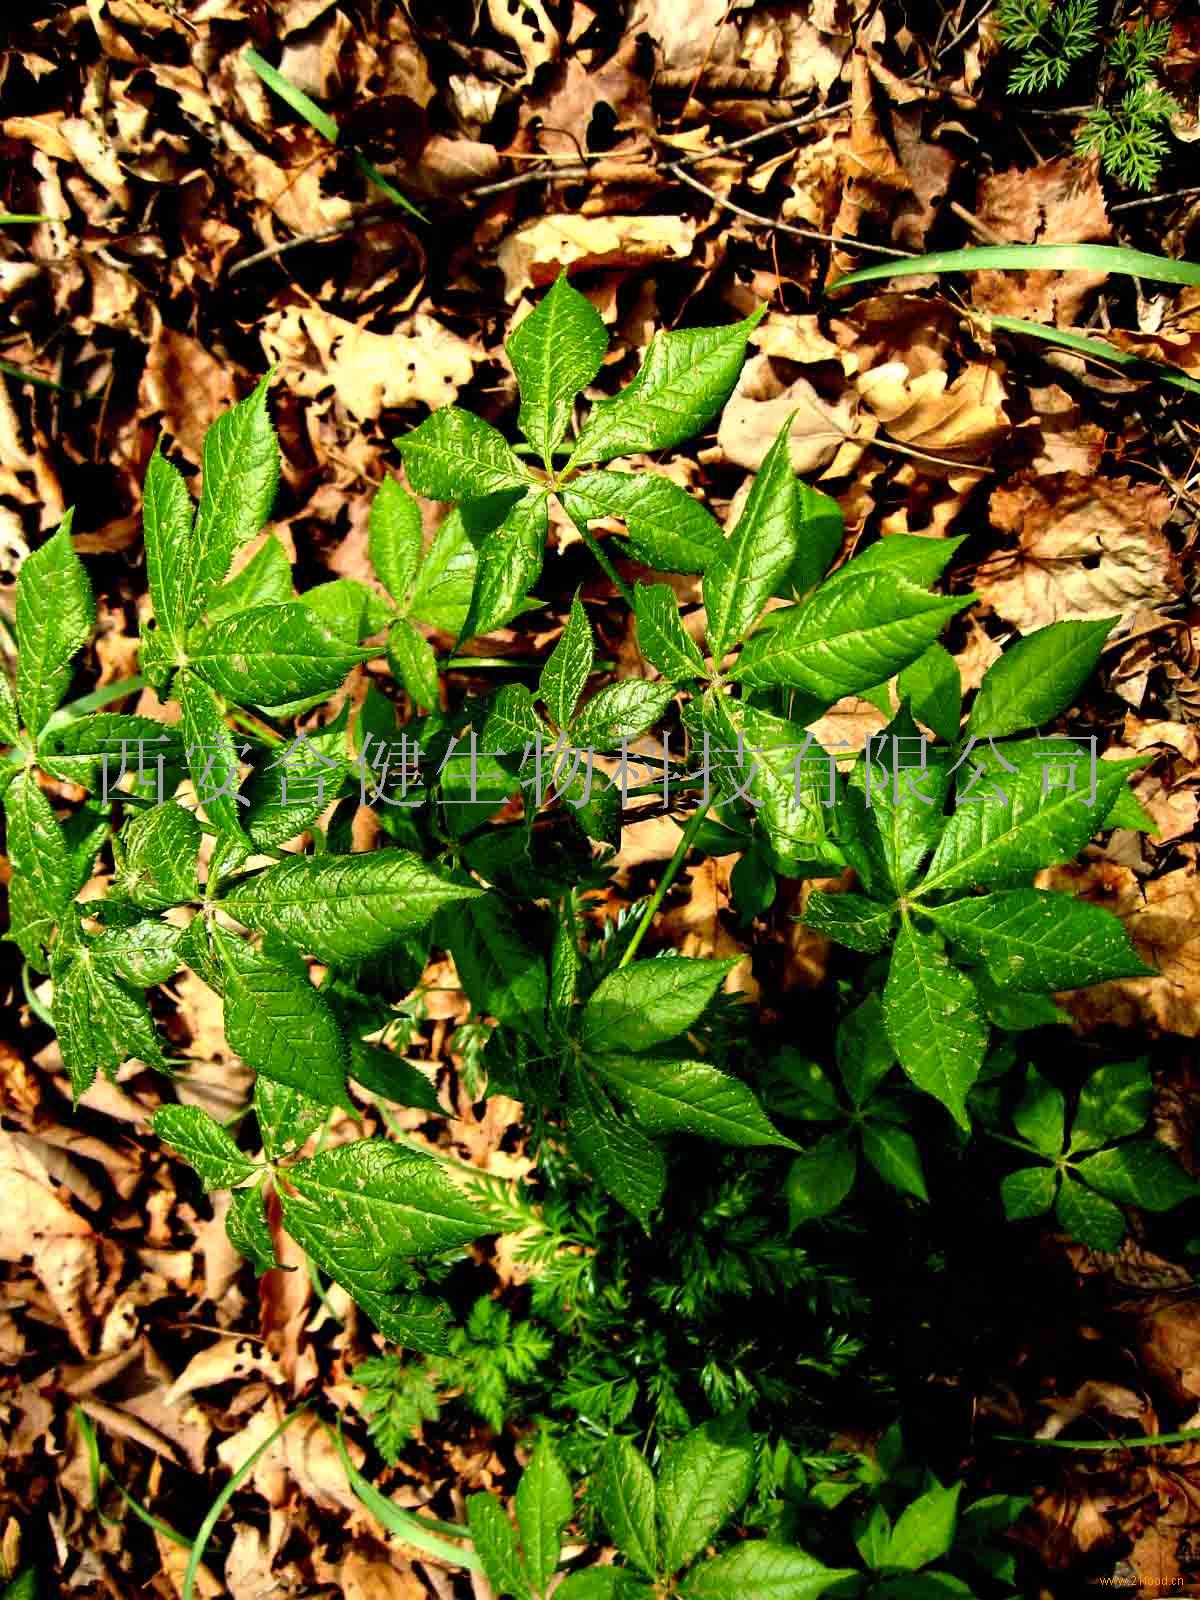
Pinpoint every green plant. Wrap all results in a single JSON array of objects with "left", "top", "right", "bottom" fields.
[{"left": 999, "top": 0, "right": 1102, "bottom": 93}]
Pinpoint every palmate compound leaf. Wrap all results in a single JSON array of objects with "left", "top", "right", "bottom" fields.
[
  {"left": 152, "top": 1104, "right": 259, "bottom": 1191},
  {"left": 15, "top": 510, "right": 95, "bottom": 738},
  {"left": 580, "top": 957, "right": 739, "bottom": 1054},
  {"left": 703, "top": 416, "right": 802, "bottom": 664},
  {"left": 277, "top": 1140, "right": 494, "bottom": 1352},
  {"left": 566, "top": 1059, "right": 666, "bottom": 1229},
  {"left": 219, "top": 848, "right": 482, "bottom": 966},
  {"left": 561, "top": 471, "right": 723, "bottom": 574},
  {"left": 882, "top": 917, "right": 988, "bottom": 1129},
  {"left": 655, "top": 1411, "right": 756, "bottom": 1577},
  {"left": 192, "top": 375, "right": 280, "bottom": 620},
  {"left": 539, "top": 592, "right": 594, "bottom": 729},
  {"left": 508, "top": 270, "right": 609, "bottom": 463},
  {"left": 570, "top": 308, "right": 765, "bottom": 466},
  {"left": 514, "top": 1432, "right": 574, "bottom": 1592},
  {"left": 591, "top": 1055, "right": 795, "bottom": 1149},
  {"left": 681, "top": 1541, "right": 859, "bottom": 1600},
  {"left": 733, "top": 567, "right": 970, "bottom": 701},
  {"left": 598, "top": 1435, "right": 658, "bottom": 1578},
  {"left": 188, "top": 601, "right": 372, "bottom": 708},
  {"left": 966, "top": 617, "right": 1116, "bottom": 740},
  {"left": 924, "top": 889, "right": 1155, "bottom": 992}
]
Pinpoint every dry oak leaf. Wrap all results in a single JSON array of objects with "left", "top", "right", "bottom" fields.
[
  {"left": 1038, "top": 850, "right": 1200, "bottom": 1039},
  {"left": 487, "top": 0, "right": 561, "bottom": 80},
  {"left": 497, "top": 215, "right": 696, "bottom": 303},
  {"left": 970, "top": 157, "right": 1112, "bottom": 326},
  {"left": 856, "top": 359, "right": 1010, "bottom": 461},
  {"left": 635, "top": 0, "right": 737, "bottom": 77},
  {"left": 260, "top": 308, "right": 479, "bottom": 422},
  {"left": 717, "top": 352, "right": 863, "bottom": 477},
  {"left": 1104, "top": 328, "right": 1200, "bottom": 377},
  {"left": 981, "top": 474, "right": 1182, "bottom": 631},
  {"left": 140, "top": 326, "right": 238, "bottom": 467}
]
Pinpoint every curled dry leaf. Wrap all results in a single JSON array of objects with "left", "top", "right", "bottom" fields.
[
  {"left": 717, "top": 352, "right": 862, "bottom": 476},
  {"left": 487, "top": 0, "right": 561, "bottom": 80},
  {"left": 981, "top": 474, "right": 1182, "bottom": 630},
  {"left": 497, "top": 215, "right": 697, "bottom": 303},
  {"left": 855, "top": 358, "right": 1010, "bottom": 461}
]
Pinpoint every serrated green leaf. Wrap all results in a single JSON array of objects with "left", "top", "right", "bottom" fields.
[
  {"left": 175, "top": 670, "right": 249, "bottom": 844},
  {"left": 153, "top": 1104, "right": 258, "bottom": 1191},
  {"left": 509, "top": 272, "right": 608, "bottom": 462},
  {"left": 1011, "top": 1065, "right": 1065, "bottom": 1156},
  {"left": 925, "top": 889, "right": 1154, "bottom": 992},
  {"left": 254, "top": 1075, "right": 329, "bottom": 1160},
  {"left": 92, "top": 919, "right": 184, "bottom": 986},
  {"left": 554, "top": 1572, "right": 650, "bottom": 1600},
  {"left": 593, "top": 1055, "right": 793, "bottom": 1148},
  {"left": 1055, "top": 1174, "right": 1126, "bottom": 1250},
  {"left": 467, "top": 1495, "right": 532, "bottom": 1600},
  {"left": 369, "top": 475, "right": 423, "bottom": 609},
  {"left": 387, "top": 616, "right": 440, "bottom": 710},
  {"left": 1075, "top": 1140, "right": 1197, "bottom": 1212},
  {"left": 114, "top": 801, "right": 201, "bottom": 910},
  {"left": 441, "top": 893, "right": 548, "bottom": 1039},
  {"left": 836, "top": 994, "right": 894, "bottom": 1107},
  {"left": 973, "top": 972, "right": 1070, "bottom": 1031},
  {"left": 239, "top": 713, "right": 352, "bottom": 851},
  {"left": 3, "top": 769, "right": 74, "bottom": 927},
  {"left": 856, "top": 1503, "right": 893, "bottom": 1570},
  {"left": 887, "top": 1480, "right": 961, "bottom": 1570},
  {"left": 396, "top": 407, "right": 533, "bottom": 500},
  {"left": 192, "top": 376, "right": 279, "bottom": 617},
  {"left": 1070, "top": 1059, "right": 1151, "bottom": 1153},
  {"left": 734, "top": 570, "right": 968, "bottom": 699},
  {"left": 572, "top": 679, "right": 673, "bottom": 747},
  {"left": 189, "top": 601, "right": 370, "bottom": 707},
  {"left": 38, "top": 711, "right": 185, "bottom": 795},
  {"left": 571, "top": 310, "right": 764, "bottom": 465},
  {"left": 208, "top": 534, "right": 294, "bottom": 622},
  {"left": 485, "top": 682, "right": 546, "bottom": 754},
  {"left": 0, "top": 674, "right": 19, "bottom": 744},
  {"left": 714, "top": 697, "right": 844, "bottom": 875},
  {"left": 882, "top": 919, "right": 988, "bottom": 1128},
  {"left": 550, "top": 916, "right": 580, "bottom": 1016},
  {"left": 682, "top": 1541, "right": 858, "bottom": 1600},
  {"left": 566, "top": 1059, "right": 665, "bottom": 1228},
  {"left": 789, "top": 482, "right": 844, "bottom": 595},
  {"left": 633, "top": 582, "right": 707, "bottom": 682},
  {"left": 220, "top": 848, "right": 482, "bottom": 965},
  {"left": 226, "top": 1179, "right": 277, "bottom": 1274},
  {"left": 1001, "top": 1165, "right": 1057, "bottom": 1221},
  {"left": 785, "top": 1132, "right": 858, "bottom": 1224},
  {"left": 581, "top": 957, "right": 736, "bottom": 1054},
  {"left": 704, "top": 419, "right": 801, "bottom": 662},
  {"left": 16, "top": 512, "right": 94, "bottom": 737},
  {"left": 861, "top": 1123, "right": 929, "bottom": 1202},
  {"left": 51, "top": 947, "right": 166, "bottom": 1097},
  {"left": 515, "top": 1432, "right": 573, "bottom": 1592},
  {"left": 461, "top": 490, "right": 549, "bottom": 642},
  {"left": 849, "top": 707, "right": 951, "bottom": 893},
  {"left": 967, "top": 618, "right": 1116, "bottom": 739},
  {"left": 898, "top": 642, "right": 962, "bottom": 743},
  {"left": 918, "top": 759, "right": 1136, "bottom": 896},
  {"left": 348, "top": 1039, "right": 446, "bottom": 1115},
  {"left": 598, "top": 1436, "right": 657, "bottom": 1578},
  {"left": 540, "top": 594, "right": 594, "bottom": 729},
  {"left": 216, "top": 930, "right": 350, "bottom": 1107},
  {"left": 302, "top": 577, "right": 392, "bottom": 643},
  {"left": 803, "top": 891, "right": 894, "bottom": 954},
  {"left": 844, "top": 534, "right": 964, "bottom": 587},
  {"left": 408, "top": 505, "right": 482, "bottom": 632},
  {"left": 562, "top": 470, "right": 723, "bottom": 573},
  {"left": 656, "top": 1411, "right": 756, "bottom": 1576},
  {"left": 143, "top": 442, "right": 196, "bottom": 645}
]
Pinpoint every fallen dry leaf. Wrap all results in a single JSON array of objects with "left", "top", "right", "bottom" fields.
[{"left": 497, "top": 214, "right": 697, "bottom": 302}]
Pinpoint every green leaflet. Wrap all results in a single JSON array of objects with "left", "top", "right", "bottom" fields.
[
  {"left": 396, "top": 407, "right": 533, "bottom": 500},
  {"left": 208, "top": 534, "right": 294, "bottom": 622},
  {"left": 580, "top": 957, "right": 738, "bottom": 1054},
  {"left": 734, "top": 568, "right": 969, "bottom": 699},
  {"left": 1075, "top": 1141, "right": 1198, "bottom": 1212},
  {"left": 175, "top": 670, "right": 249, "bottom": 844},
  {"left": 386, "top": 616, "right": 440, "bottom": 710},
  {"left": 789, "top": 482, "right": 844, "bottom": 595},
  {"left": 570, "top": 309, "right": 764, "bottom": 466},
  {"left": 219, "top": 849, "right": 482, "bottom": 965},
  {"left": 731, "top": 702, "right": 843, "bottom": 876},
  {"left": 461, "top": 490, "right": 549, "bottom": 642},
  {"left": 633, "top": 583, "right": 707, "bottom": 682},
  {"left": 540, "top": 593, "right": 594, "bottom": 729},
  {"left": 113, "top": 802, "right": 201, "bottom": 910},
  {"left": 861, "top": 1123, "right": 929, "bottom": 1203},
  {"left": 3, "top": 769, "right": 74, "bottom": 929},
  {"left": 887, "top": 1480, "right": 961, "bottom": 1570},
  {"left": 572, "top": 680, "right": 674, "bottom": 747},
  {"left": 681, "top": 1542, "right": 857, "bottom": 1600},
  {"left": 254, "top": 1075, "right": 329, "bottom": 1161},
  {"left": 440, "top": 893, "right": 548, "bottom": 1040},
  {"left": 592, "top": 1055, "right": 793, "bottom": 1148},
  {"left": 143, "top": 443, "right": 196, "bottom": 646},
  {"left": 514, "top": 1432, "right": 574, "bottom": 1592},
  {"left": 1071, "top": 1059, "right": 1151, "bottom": 1152},
  {"left": 882, "top": 918, "right": 987, "bottom": 1128},
  {"left": 152, "top": 1105, "right": 259, "bottom": 1191},
  {"left": 468, "top": 1494, "right": 533, "bottom": 1600},
  {"left": 216, "top": 931, "right": 351, "bottom": 1108},
  {"left": 566, "top": 1059, "right": 666, "bottom": 1228},
  {"left": 655, "top": 1412, "right": 756, "bottom": 1576},
  {"left": 966, "top": 618, "right": 1116, "bottom": 739},
  {"left": 562, "top": 471, "right": 724, "bottom": 573},
  {"left": 598, "top": 1436, "right": 658, "bottom": 1578},
  {"left": 785, "top": 1133, "right": 858, "bottom": 1225},
  {"left": 191, "top": 376, "right": 280, "bottom": 618},
  {"left": 226, "top": 1180, "right": 278, "bottom": 1275},
  {"left": 847, "top": 708, "right": 952, "bottom": 894},
  {"left": 302, "top": 578, "right": 392, "bottom": 643},
  {"left": 924, "top": 889, "right": 1154, "bottom": 992},
  {"left": 349, "top": 1039, "right": 447, "bottom": 1115},
  {"left": 188, "top": 602, "right": 371, "bottom": 708},
  {"left": 92, "top": 920, "right": 184, "bottom": 986},
  {"left": 703, "top": 418, "right": 801, "bottom": 662},
  {"left": 1055, "top": 1177, "right": 1126, "bottom": 1251},
  {"left": 508, "top": 272, "right": 608, "bottom": 463},
  {"left": 51, "top": 945, "right": 166, "bottom": 1098},
  {"left": 408, "top": 505, "right": 481, "bottom": 631},
  {"left": 898, "top": 642, "right": 962, "bottom": 743},
  {"left": 0, "top": 673, "right": 19, "bottom": 745},
  {"left": 1001, "top": 1165, "right": 1057, "bottom": 1222},
  {"left": 369, "top": 476, "right": 424, "bottom": 610},
  {"left": 485, "top": 681, "right": 545, "bottom": 753},
  {"left": 15, "top": 512, "right": 95, "bottom": 738},
  {"left": 802, "top": 890, "right": 894, "bottom": 954}
]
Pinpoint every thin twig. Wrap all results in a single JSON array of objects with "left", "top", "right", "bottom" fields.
[{"left": 1110, "top": 185, "right": 1200, "bottom": 213}]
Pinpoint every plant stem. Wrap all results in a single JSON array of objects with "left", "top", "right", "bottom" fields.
[
  {"left": 618, "top": 799, "right": 713, "bottom": 968},
  {"left": 995, "top": 1427, "right": 1200, "bottom": 1451},
  {"left": 572, "top": 522, "right": 637, "bottom": 609}
]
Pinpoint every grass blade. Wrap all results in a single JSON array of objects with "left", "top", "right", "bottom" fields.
[
  {"left": 74, "top": 1406, "right": 193, "bottom": 1549},
  {"left": 244, "top": 47, "right": 338, "bottom": 144},
  {"left": 328, "top": 1421, "right": 483, "bottom": 1572},
  {"left": 0, "top": 212, "right": 59, "bottom": 224},
  {"left": 354, "top": 152, "right": 428, "bottom": 224},
  {"left": 985, "top": 314, "right": 1200, "bottom": 396},
  {"left": 829, "top": 244, "right": 1200, "bottom": 293},
  {"left": 0, "top": 360, "right": 71, "bottom": 391}
]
